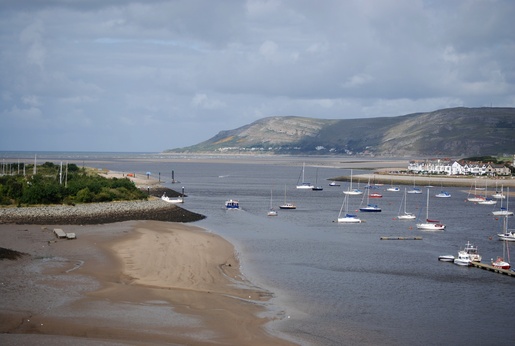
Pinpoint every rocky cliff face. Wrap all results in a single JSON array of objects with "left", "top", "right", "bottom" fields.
[{"left": 167, "top": 107, "right": 515, "bottom": 157}]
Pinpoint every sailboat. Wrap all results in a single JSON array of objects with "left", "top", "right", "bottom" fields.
[
  {"left": 493, "top": 216, "right": 511, "bottom": 269},
  {"left": 417, "top": 189, "right": 445, "bottom": 230},
  {"left": 407, "top": 177, "right": 422, "bottom": 194},
  {"left": 492, "top": 183, "right": 506, "bottom": 199},
  {"left": 312, "top": 168, "right": 323, "bottom": 191},
  {"left": 296, "top": 162, "right": 314, "bottom": 189},
  {"left": 492, "top": 187, "right": 513, "bottom": 216},
  {"left": 398, "top": 188, "right": 416, "bottom": 220},
  {"left": 386, "top": 179, "right": 400, "bottom": 192},
  {"left": 337, "top": 194, "right": 362, "bottom": 223},
  {"left": 343, "top": 169, "right": 363, "bottom": 195},
  {"left": 267, "top": 190, "right": 278, "bottom": 216},
  {"left": 279, "top": 186, "right": 296, "bottom": 209},
  {"left": 497, "top": 210, "right": 515, "bottom": 241},
  {"left": 359, "top": 177, "right": 381, "bottom": 212},
  {"left": 467, "top": 180, "right": 485, "bottom": 202},
  {"left": 477, "top": 181, "right": 497, "bottom": 205}
]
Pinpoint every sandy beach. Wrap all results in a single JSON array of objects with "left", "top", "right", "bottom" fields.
[{"left": 0, "top": 221, "right": 296, "bottom": 345}]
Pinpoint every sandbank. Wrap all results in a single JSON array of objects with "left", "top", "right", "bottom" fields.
[{"left": 0, "top": 221, "right": 295, "bottom": 345}]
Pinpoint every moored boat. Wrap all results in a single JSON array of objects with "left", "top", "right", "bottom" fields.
[
  {"left": 460, "top": 241, "right": 481, "bottom": 262},
  {"left": 161, "top": 193, "right": 184, "bottom": 204},
  {"left": 438, "top": 255, "right": 455, "bottom": 262},
  {"left": 454, "top": 252, "right": 472, "bottom": 266},
  {"left": 491, "top": 257, "right": 510, "bottom": 270},
  {"left": 435, "top": 191, "right": 451, "bottom": 198},
  {"left": 398, "top": 188, "right": 416, "bottom": 220},
  {"left": 417, "top": 189, "right": 445, "bottom": 230},
  {"left": 337, "top": 194, "right": 362, "bottom": 223},
  {"left": 225, "top": 199, "right": 240, "bottom": 209}
]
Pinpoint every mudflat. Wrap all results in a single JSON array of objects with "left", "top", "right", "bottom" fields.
[{"left": 0, "top": 221, "right": 295, "bottom": 345}]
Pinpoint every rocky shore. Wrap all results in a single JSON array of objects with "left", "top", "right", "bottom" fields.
[{"left": 0, "top": 199, "right": 205, "bottom": 225}]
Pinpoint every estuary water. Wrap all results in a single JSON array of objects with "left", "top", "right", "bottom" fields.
[{"left": 2, "top": 152, "right": 514, "bottom": 345}]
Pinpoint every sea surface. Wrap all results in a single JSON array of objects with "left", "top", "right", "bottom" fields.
[{"left": 2, "top": 151, "right": 514, "bottom": 345}]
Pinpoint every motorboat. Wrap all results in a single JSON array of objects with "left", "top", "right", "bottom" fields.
[
  {"left": 460, "top": 241, "right": 481, "bottom": 262},
  {"left": 161, "top": 193, "right": 183, "bottom": 204},
  {"left": 329, "top": 181, "right": 341, "bottom": 187},
  {"left": 454, "top": 252, "right": 472, "bottom": 266},
  {"left": 369, "top": 193, "right": 383, "bottom": 198},
  {"left": 225, "top": 199, "right": 240, "bottom": 209}
]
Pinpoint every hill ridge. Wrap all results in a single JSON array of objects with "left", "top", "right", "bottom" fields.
[{"left": 166, "top": 107, "right": 515, "bottom": 156}]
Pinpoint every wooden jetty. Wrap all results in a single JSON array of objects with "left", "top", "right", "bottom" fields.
[
  {"left": 469, "top": 261, "right": 515, "bottom": 277},
  {"left": 380, "top": 236, "right": 423, "bottom": 240}
]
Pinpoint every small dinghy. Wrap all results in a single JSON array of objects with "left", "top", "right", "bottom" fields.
[{"left": 438, "top": 255, "right": 455, "bottom": 262}]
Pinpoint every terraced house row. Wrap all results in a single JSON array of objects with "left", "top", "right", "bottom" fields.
[{"left": 408, "top": 159, "right": 513, "bottom": 176}]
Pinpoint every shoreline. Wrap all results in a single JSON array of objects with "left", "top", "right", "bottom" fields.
[{"left": 0, "top": 221, "right": 296, "bottom": 345}]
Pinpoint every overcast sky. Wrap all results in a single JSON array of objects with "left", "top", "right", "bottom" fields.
[{"left": 1, "top": 0, "right": 514, "bottom": 152}]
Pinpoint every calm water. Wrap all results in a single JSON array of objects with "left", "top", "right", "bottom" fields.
[{"left": 2, "top": 152, "right": 514, "bottom": 345}]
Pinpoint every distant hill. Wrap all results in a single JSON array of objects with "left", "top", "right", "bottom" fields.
[{"left": 165, "top": 107, "right": 515, "bottom": 157}]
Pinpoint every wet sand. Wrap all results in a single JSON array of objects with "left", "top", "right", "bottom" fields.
[{"left": 0, "top": 221, "right": 296, "bottom": 345}]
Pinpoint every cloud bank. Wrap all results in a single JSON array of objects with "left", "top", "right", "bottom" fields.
[{"left": 1, "top": 0, "right": 514, "bottom": 151}]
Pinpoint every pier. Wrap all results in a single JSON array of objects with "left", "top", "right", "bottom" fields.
[
  {"left": 470, "top": 261, "right": 515, "bottom": 277},
  {"left": 380, "top": 236, "right": 423, "bottom": 240}
]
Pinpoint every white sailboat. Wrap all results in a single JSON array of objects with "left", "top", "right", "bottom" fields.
[
  {"left": 492, "top": 183, "right": 506, "bottom": 199},
  {"left": 267, "top": 190, "right": 278, "bottom": 216},
  {"left": 477, "top": 181, "right": 497, "bottom": 205},
  {"left": 279, "top": 185, "right": 296, "bottom": 209},
  {"left": 398, "top": 188, "right": 416, "bottom": 220},
  {"left": 343, "top": 169, "right": 363, "bottom": 195},
  {"left": 497, "top": 212, "right": 515, "bottom": 241},
  {"left": 467, "top": 180, "right": 484, "bottom": 202},
  {"left": 296, "top": 162, "right": 314, "bottom": 189},
  {"left": 407, "top": 177, "right": 422, "bottom": 194},
  {"left": 337, "top": 194, "right": 362, "bottom": 223},
  {"left": 416, "top": 189, "right": 445, "bottom": 230},
  {"left": 492, "top": 187, "right": 513, "bottom": 216}
]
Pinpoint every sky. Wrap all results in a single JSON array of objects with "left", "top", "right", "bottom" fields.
[{"left": 1, "top": 0, "right": 514, "bottom": 152}]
